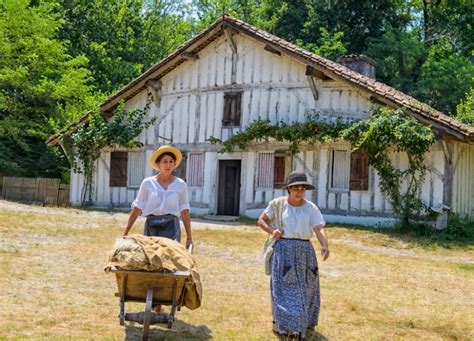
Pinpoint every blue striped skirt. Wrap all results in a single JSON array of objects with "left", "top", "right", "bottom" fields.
[{"left": 271, "top": 238, "right": 320, "bottom": 338}]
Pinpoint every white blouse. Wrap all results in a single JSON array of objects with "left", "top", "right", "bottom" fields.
[
  {"left": 131, "top": 176, "right": 190, "bottom": 217},
  {"left": 264, "top": 197, "right": 325, "bottom": 240}
]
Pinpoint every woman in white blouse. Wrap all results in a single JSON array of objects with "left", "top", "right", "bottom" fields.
[
  {"left": 123, "top": 145, "right": 193, "bottom": 249},
  {"left": 257, "top": 171, "right": 329, "bottom": 340}
]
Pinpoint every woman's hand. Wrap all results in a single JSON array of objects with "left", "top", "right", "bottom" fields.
[
  {"left": 321, "top": 245, "right": 330, "bottom": 261},
  {"left": 186, "top": 237, "right": 193, "bottom": 249},
  {"left": 272, "top": 229, "right": 282, "bottom": 240}
]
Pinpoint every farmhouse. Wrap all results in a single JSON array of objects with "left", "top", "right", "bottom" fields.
[{"left": 51, "top": 15, "right": 474, "bottom": 224}]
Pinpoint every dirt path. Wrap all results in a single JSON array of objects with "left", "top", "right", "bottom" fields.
[{"left": 0, "top": 200, "right": 255, "bottom": 231}]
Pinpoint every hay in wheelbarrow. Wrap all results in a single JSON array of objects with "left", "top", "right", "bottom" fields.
[
  {"left": 104, "top": 234, "right": 202, "bottom": 310},
  {"left": 105, "top": 235, "right": 203, "bottom": 339}
]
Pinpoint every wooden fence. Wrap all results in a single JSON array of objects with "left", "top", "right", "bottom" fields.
[{"left": 1, "top": 177, "right": 70, "bottom": 206}]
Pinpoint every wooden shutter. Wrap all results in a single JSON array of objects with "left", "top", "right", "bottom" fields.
[
  {"left": 223, "top": 92, "right": 242, "bottom": 126},
  {"left": 350, "top": 148, "right": 369, "bottom": 190},
  {"left": 110, "top": 152, "right": 128, "bottom": 187},
  {"left": 273, "top": 156, "right": 285, "bottom": 188}
]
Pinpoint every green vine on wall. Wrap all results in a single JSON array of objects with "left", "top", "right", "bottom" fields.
[
  {"left": 342, "top": 108, "right": 435, "bottom": 226},
  {"left": 208, "top": 114, "right": 349, "bottom": 154},
  {"left": 61, "top": 100, "right": 156, "bottom": 205},
  {"left": 209, "top": 108, "right": 435, "bottom": 226}
]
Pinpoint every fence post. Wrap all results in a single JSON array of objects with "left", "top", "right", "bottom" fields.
[
  {"left": 35, "top": 178, "right": 40, "bottom": 202},
  {"left": 56, "top": 179, "right": 61, "bottom": 205}
]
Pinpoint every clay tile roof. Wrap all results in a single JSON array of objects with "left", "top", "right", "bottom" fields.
[{"left": 97, "top": 14, "right": 473, "bottom": 142}]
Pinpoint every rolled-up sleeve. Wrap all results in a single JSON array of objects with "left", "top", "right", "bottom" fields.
[
  {"left": 310, "top": 206, "right": 325, "bottom": 228},
  {"left": 263, "top": 200, "right": 274, "bottom": 220},
  {"left": 131, "top": 180, "right": 147, "bottom": 210},
  {"left": 179, "top": 182, "right": 190, "bottom": 212}
]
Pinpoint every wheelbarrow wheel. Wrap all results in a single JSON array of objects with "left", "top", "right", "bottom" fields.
[{"left": 142, "top": 288, "right": 153, "bottom": 341}]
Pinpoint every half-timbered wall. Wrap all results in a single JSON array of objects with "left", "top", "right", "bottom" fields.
[
  {"left": 452, "top": 142, "right": 474, "bottom": 218},
  {"left": 68, "top": 32, "right": 463, "bottom": 224}
]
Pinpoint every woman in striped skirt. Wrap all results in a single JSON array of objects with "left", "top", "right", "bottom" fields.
[{"left": 258, "top": 171, "right": 330, "bottom": 340}]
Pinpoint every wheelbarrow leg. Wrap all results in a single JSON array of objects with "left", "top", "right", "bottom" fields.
[
  {"left": 167, "top": 278, "right": 179, "bottom": 329},
  {"left": 142, "top": 288, "right": 153, "bottom": 341},
  {"left": 119, "top": 274, "right": 128, "bottom": 326}
]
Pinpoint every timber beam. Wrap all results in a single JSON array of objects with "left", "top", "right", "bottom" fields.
[
  {"left": 264, "top": 44, "right": 281, "bottom": 56},
  {"left": 306, "top": 66, "right": 333, "bottom": 80},
  {"left": 224, "top": 29, "right": 237, "bottom": 54},
  {"left": 180, "top": 52, "right": 199, "bottom": 60}
]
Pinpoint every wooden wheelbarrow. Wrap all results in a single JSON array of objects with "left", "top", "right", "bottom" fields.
[{"left": 111, "top": 246, "right": 194, "bottom": 340}]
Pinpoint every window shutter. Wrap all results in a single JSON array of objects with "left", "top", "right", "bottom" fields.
[
  {"left": 187, "top": 153, "right": 204, "bottom": 186},
  {"left": 274, "top": 156, "right": 285, "bottom": 188},
  {"left": 223, "top": 92, "right": 242, "bottom": 126},
  {"left": 331, "top": 150, "right": 349, "bottom": 189},
  {"left": 257, "top": 152, "right": 274, "bottom": 188},
  {"left": 110, "top": 152, "right": 128, "bottom": 187},
  {"left": 128, "top": 151, "right": 145, "bottom": 187},
  {"left": 349, "top": 148, "right": 369, "bottom": 190}
]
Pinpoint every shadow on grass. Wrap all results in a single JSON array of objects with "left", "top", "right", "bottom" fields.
[
  {"left": 124, "top": 320, "right": 212, "bottom": 340},
  {"left": 310, "top": 331, "right": 329, "bottom": 340}
]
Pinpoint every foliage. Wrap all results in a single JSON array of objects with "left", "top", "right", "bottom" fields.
[
  {"left": 65, "top": 101, "right": 155, "bottom": 205},
  {"left": 342, "top": 107, "right": 435, "bottom": 226},
  {"left": 209, "top": 114, "right": 349, "bottom": 154},
  {"left": 210, "top": 107, "right": 435, "bottom": 226},
  {"left": 414, "top": 39, "right": 474, "bottom": 115},
  {"left": 437, "top": 215, "right": 474, "bottom": 243},
  {"left": 0, "top": 0, "right": 96, "bottom": 179},
  {"left": 455, "top": 88, "right": 474, "bottom": 126},
  {"left": 297, "top": 28, "right": 347, "bottom": 61},
  {"left": 366, "top": 24, "right": 425, "bottom": 96},
  {"left": 58, "top": 0, "right": 195, "bottom": 94}
]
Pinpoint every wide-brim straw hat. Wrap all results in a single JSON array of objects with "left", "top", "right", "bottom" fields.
[
  {"left": 281, "top": 171, "right": 315, "bottom": 190},
  {"left": 148, "top": 145, "right": 183, "bottom": 170}
]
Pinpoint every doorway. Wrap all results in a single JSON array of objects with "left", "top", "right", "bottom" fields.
[{"left": 217, "top": 160, "right": 241, "bottom": 216}]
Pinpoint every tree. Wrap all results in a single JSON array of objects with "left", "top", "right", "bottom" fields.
[
  {"left": 0, "top": 0, "right": 95, "bottom": 179},
  {"left": 58, "top": 0, "right": 195, "bottom": 94},
  {"left": 456, "top": 88, "right": 474, "bottom": 126}
]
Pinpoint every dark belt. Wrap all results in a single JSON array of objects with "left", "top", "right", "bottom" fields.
[{"left": 280, "top": 237, "right": 310, "bottom": 241}]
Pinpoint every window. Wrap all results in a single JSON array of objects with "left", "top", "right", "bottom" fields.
[
  {"left": 222, "top": 91, "right": 242, "bottom": 126},
  {"left": 186, "top": 153, "right": 204, "bottom": 187},
  {"left": 110, "top": 152, "right": 128, "bottom": 187},
  {"left": 257, "top": 152, "right": 292, "bottom": 189},
  {"left": 173, "top": 152, "right": 187, "bottom": 181},
  {"left": 330, "top": 150, "right": 349, "bottom": 190},
  {"left": 349, "top": 148, "right": 369, "bottom": 190},
  {"left": 128, "top": 151, "right": 146, "bottom": 187},
  {"left": 274, "top": 152, "right": 292, "bottom": 188}
]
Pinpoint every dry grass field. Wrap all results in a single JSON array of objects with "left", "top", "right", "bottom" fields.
[{"left": 0, "top": 199, "right": 472, "bottom": 340}]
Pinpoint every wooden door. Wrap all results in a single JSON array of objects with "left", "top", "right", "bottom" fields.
[{"left": 217, "top": 160, "right": 241, "bottom": 215}]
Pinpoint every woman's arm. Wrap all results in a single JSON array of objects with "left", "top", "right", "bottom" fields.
[
  {"left": 314, "top": 225, "right": 329, "bottom": 261},
  {"left": 124, "top": 207, "right": 142, "bottom": 236},
  {"left": 181, "top": 209, "right": 192, "bottom": 248},
  {"left": 257, "top": 212, "right": 281, "bottom": 240}
]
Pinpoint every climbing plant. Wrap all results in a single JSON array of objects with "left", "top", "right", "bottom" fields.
[
  {"left": 208, "top": 114, "right": 349, "bottom": 154},
  {"left": 62, "top": 101, "right": 155, "bottom": 205},
  {"left": 209, "top": 107, "right": 435, "bottom": 226},
  {"left": 342, "top": 107, "right": 435, "bottom": 227}
]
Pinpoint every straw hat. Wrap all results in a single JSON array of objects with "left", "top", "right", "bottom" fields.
[
  {"left": 281, "top": 171, "right": 315, "bottom": 190},
  {"left": 148, "top": 145, "right": 183, "bottom": 170}
]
